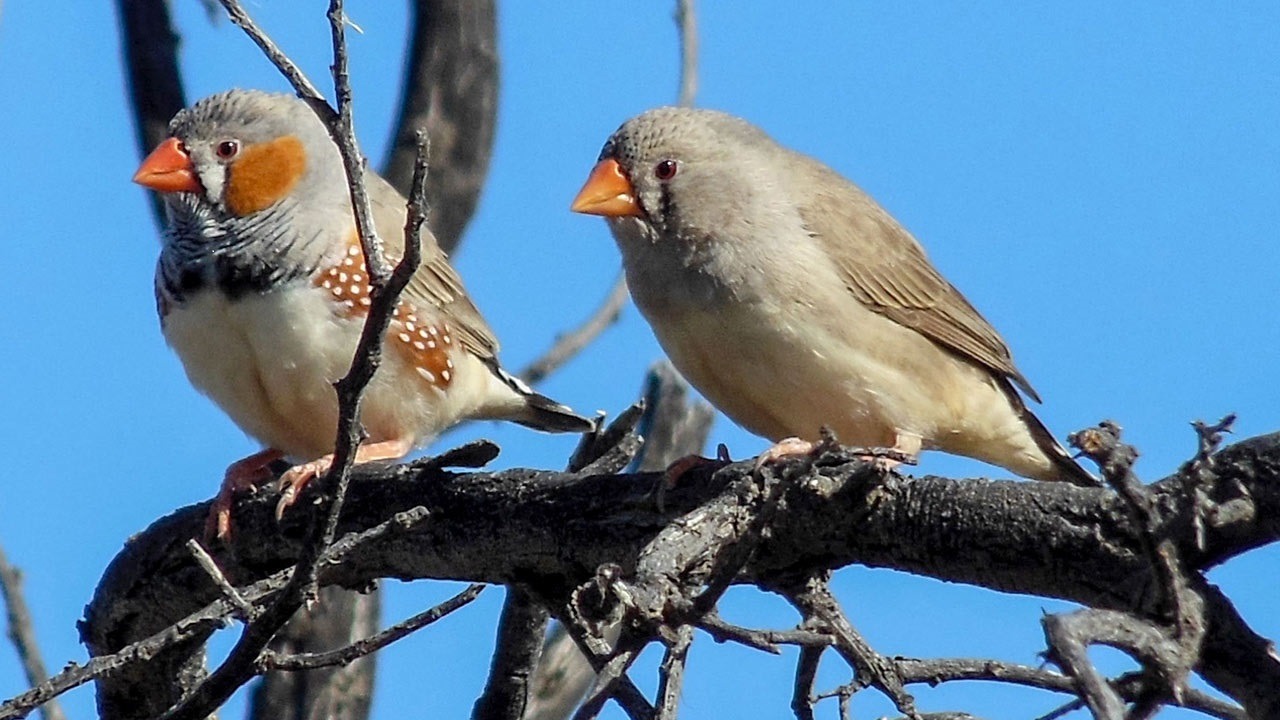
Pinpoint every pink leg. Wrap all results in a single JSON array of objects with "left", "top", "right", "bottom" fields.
[
  {"left": 663, "top": 444, "right": 733, "bottom": 485},
  {"left": 275, "top": 437, "right": 415, "bottom": 520},
  {"left": 209, "top": 448, "right": 285, "bottom": 542},
  {"left": 754, "top": 437, "right": 816, "bottom": 471},
  {"left": 858, "top": 431, "right": 922, "bottom": 471}
]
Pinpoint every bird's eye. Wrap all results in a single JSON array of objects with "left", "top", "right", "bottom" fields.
[
  {"left": 654, "top": 159, "right": 678, "bottom": 181},
  {"left": 215, "top": 140, "right": 241, "bottom": 160}
]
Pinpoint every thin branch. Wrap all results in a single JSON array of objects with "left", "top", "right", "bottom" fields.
[
  {"left": 519, "top": 274, "right": 630, "bottom": 385},
  {"left": 519, "top": 0, "right": 702, "bottom": 387},
  {"left": 784, "top": 576, "right": 918, "bottom": 719},
  {"left": 149, "top": 4, "right": 434, "bottom": 716},
  {"left": 7, "top": 507, "right": 426, "bottom": 720},
  {"left": 259, "top": 584, "right": 484, "bottom": 671},
  {"left": 673, "top": 0, "right": 698, "bottom": 108},
  {"left": 654, "top": 626, "right": 691, "bottom": 720},
  {"left": 695, "top": 613, "right": 832, "bottom": 654},
  {"left": 216, "top": 0, "right": 324, "bottom": 102},
  {"left": 186, "top": 540, "right": 256, "bottom": 621},
  {"left": 0, "top": 546, "right": 65, "bottom": 720}
]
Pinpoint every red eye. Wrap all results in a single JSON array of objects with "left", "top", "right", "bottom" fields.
[
  {"left": 654, "top": 159, "right": 678, "bottom": 181},
  {"left": 216, "top": 140, "right": 240, "bottom": 160}
]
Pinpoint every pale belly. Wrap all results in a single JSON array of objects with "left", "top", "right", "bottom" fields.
[
  {"left": 641, "top": 296, "right": 1054, "bottom": 476},
  {"left": 162, "top": 286, "right": 497, "bottom": 461}
]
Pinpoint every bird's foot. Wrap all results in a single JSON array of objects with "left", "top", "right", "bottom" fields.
[
  {"left": 276, "top": 457, "right": 331, "bottom": 520},
  {"left": 653, "top": 444, "right": 733, "bottom": 512},
  {"left": 754, "top": 437, "right": 818, "bottom": 471},
  {"left": 275, "top": 437, "right": 416, "bottom": 521},
  {"left": 663, "top": 443, "right": 733, "bottom": 484},
  {"left": 857, "top": 431, "right": 922, "bottom": 472},
  {"left": 208, "top": 448, "right": 286, "bottom": 542}
]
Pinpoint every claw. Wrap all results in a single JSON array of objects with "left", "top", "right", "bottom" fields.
[
  {"left": 754, "top": 437, "right": 816, "bottom": 471},
  {"left": 207, "top": 448, "right": 285, "bottom": 543}
]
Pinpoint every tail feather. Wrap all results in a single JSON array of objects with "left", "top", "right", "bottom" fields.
[
  {"left": 1008, "top": 389, "right": 1098, "bottom": 487},
  {"left": 488, "top": 360, "right": 595, "bottom": 433}
]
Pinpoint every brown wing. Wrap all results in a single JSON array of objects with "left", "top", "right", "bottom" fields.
[
  {"left": 793, "top": 157, "right": 1041, "bottom": 402},
  {"left": 365, "top": 170, "right": 500, "bottom": 360}
]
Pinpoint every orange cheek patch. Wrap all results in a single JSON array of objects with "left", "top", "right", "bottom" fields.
[
  {"left": 225, "top": 135, "right": 307, "bottom": 216},
  {"left": 314, "top": 241, "right": 455, "bottom": 390}
]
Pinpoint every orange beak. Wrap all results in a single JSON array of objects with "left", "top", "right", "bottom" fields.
[
  {"left": 570, "top": 158, "right": 642, "bottom": 217},
  {"left": 133, "top": 137, "right": 201, "bottom": 193}
]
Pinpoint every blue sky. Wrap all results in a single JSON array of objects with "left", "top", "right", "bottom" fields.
[{"left": 2, "top": 2, "right": 1278, "bottom": 718}]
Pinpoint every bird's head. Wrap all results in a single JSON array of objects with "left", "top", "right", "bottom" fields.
[{"left": 134, "top": 89, "right": 348, "bottom": 224}]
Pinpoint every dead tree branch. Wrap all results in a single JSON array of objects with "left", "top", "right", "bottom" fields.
[
  {"left": 0, "top": 546, "right": 65, "bottom": 720},
  {"left": 62, "top": 425, "right": 1280, "bottom": 720}
]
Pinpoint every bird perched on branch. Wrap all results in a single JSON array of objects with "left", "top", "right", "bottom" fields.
[
  {"left": 134, "top": 89, "right": 592, "bottom": 539},
  {"left": 571, "top": 107, "right": 1093, "bottom": 485}
]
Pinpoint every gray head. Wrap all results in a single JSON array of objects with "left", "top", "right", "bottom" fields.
[
  {"left": 137, "top": 89, "right": 346, "bottom": 220},
  {"left": 572, "top": 107, "right": 794, "bottom": 240},
  {"left": 572, "top": 107, "right": 829, "bottom": 310},
  {"left": 136, "top": 89, "right": 352, "bottom": 299}
]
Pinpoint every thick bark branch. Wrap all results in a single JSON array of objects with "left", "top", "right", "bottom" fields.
[{"left": 77, "top": 431, "right": 1280, "bottom": 718}]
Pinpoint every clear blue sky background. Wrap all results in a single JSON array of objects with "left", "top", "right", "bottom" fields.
[{"left": 2, "top": 2, "right": 1277, "bottom": 718}]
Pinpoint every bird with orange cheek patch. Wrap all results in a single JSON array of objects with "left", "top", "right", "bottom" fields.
[{"left": 135, "top": 89, "right": 592, "bottom": 540}]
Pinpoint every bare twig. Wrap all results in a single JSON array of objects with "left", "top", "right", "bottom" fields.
[
  {"left": 784, "top": 576, "right": 918, "bottom": 719},
  {"left": 259, "top": 584, "right": 484, "bottom": 671},
  {"left": 1066, "top": 421, "right": 1207, "bottom": 713},
  {"left": 0, "top": 546, "right": 65, "bottom": 720},
  {"left": 185, "top": 540, "right": 256, "bottom": 621},
  {"left": 695, "top": 613, "right": 831, "bottom": 654},
  {"left": 6, "top": 507, "right": 426, "bottom": 720},
  {"left": 215, "top": 0, "right": 324, "bottom": 102},
  {"left": 147, "top": 4, "right": 436, "bottom": 712},
  {"left": 654, "top": 626, "right": 691, "bottom": 720}
]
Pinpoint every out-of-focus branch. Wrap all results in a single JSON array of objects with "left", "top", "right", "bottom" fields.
[
  {"left": 114, "top": 0, "right": 187, "bottom": 228},
  {"left": 248, "top": 587, "right": 381, "bottom": 720},
  {"left": 520, "top": 0, "right": 701, "bottom": 388},
  {"left": 0, "top": 546, "right": 65, "bottom": 720},
  {"left": 384, "top": 0, "right": 498, "bottom": 254},
  {"left": 674, "top": 0, "right": 697, "bottom": 108},
  {"left": 472, "top": 589, "right": 549, "bottom": 720},
  {"left": 519, "top": 274, "right": 630, "bottom": 385}
]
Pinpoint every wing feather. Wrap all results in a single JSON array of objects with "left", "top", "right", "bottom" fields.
[{"left": 793, "top": 157, "right": 1041, "bottom": 402}]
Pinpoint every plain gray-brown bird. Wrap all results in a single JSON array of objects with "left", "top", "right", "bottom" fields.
[
  {"left": 135, "top": 89, "right": 592, "bottom": 538},
  {"left": 571, "top": 107, "right": 1092, "bottom": 485}
]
